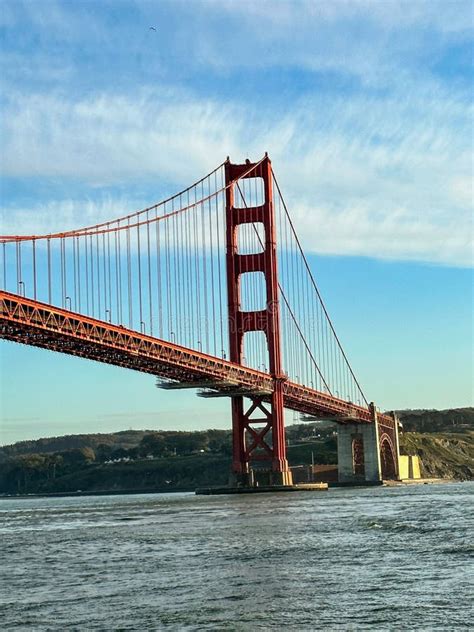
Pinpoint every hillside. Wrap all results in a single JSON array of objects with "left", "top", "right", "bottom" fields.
[
  {"left": 0, "top": 422, "right": 335, "bottom": 462},
  {"left": 2, "top": 408, "right": 471, "bottom": 461},
  {"left": 395, "top": 407, "right": 473, "bottom": 433},
  {"left": 400, "top": 431, "right": 474, "bottom": 480},
  {"left": 0, "top": 408, "right": 472, "bottom": 494},
  {"left": 0, "top": 437, "right": 337, "bottom": 495},
  {"left": 0, "top": 430, "right": 151, "bottom": 462}
]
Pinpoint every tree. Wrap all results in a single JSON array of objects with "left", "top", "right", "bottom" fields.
[
  {"left": 165, "top": 432, "right": 208, "bottom": 455},
  {"left": 59, "top": 447, "right": 95, "bottom": 468},
  {"left": 111, "top": 447, "right": 129, "bottom": 460},
  {"left": 139, "top": 434, "right": 167, "bottom": 457},
  {"left": 97, "top": 443, "right": 114, "bottom": 462},
  {"left": 208, "top": 431, "right": 232, "bottom": 455}
]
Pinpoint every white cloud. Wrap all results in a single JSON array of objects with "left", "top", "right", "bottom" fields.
[
  {"left": 2, "top": 82, "right": 471, "bottom": 267},
  {"left": 292, "top": 200, "right": 472, "bottom": 266},
  {"left": 0, "top": 89, "right": 242, "bottom": 185},
  {"left": 175, "top": 0, "right": 473, "bottom": 88},
  {"left": 1, "top": 0, "right": 472, "bottom": 267},
  {"left": 4, "top": 0, "right": 472, "bottom": 97},
  {"left": 0, "top": 197, "right": 144, "bottom": 236},
  {"left": 214, "top": 0, "right": 473, "bottom": 33}
]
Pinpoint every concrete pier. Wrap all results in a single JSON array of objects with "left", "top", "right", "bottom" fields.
[
  {"left": 337, "top": 422, "right": 383, "bottom": 483},
  {"left": 195, "top": 483, "right": 328, "bottom": 495}
]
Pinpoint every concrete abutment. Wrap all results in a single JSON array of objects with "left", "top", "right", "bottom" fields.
[{"left": 337, "top": 410, "right": 401, "bottom": 483}]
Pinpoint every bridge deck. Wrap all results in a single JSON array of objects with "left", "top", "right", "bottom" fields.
[{"left": 0, "top": 291, "right": 390, "bottom": 425}]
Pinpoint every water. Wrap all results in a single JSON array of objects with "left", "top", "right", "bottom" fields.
[{"left": 1, "top": 483, "right": 473, "bottom": 630}]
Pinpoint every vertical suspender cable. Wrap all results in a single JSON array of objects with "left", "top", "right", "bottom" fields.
[
  {"left": 137, "top": 221, "right": 143, "bottom": 332},
  {"left": 85, "top": 234, "right": 90, "bottom": 314},
  {"left": 107, "top": 227, "right": 112, "bottom": 321},
  {"left": 90, "top": 234, "right": 95, "bottom": 316},
  {"left": 214, "top": 170, "right": 224, "bottom": 358},
  {"left": 208, "top": 178, "right": 217, "bottom": 356},
  {"left": 96, "top": 230, "right": 100, "bottom": 317},
  {"left": 114, "top": 225, "right": 119, "bottom": 324},
  {"left": 47, "top": 238, "right": 52, "bottom": 306},
  {"left": 155, "top": 209, "right": 162, "bottom": 338},
  {"left": 201, "top": 181, "right": 209, "bottom": 353},
  {"left": 165, "top": 201, "right": 172, "bottom": 337},
  {"left": 127, "top": 219, "right": 132, "bottom": 328},
  {"left": 77, "top": 237, "right": 81, "bottom": 313},
  {"left": 2, "top": 242, "right": 6, "bottom": 290},
  {"left": 146, "top": 211, "right": 153, "bottom": 336},
  {"left": 32, "top": 239, "right": 37, "bottom": 300}
]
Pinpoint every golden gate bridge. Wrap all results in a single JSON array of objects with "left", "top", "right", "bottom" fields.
[{"left": 0, "top": 155, "right": 400, "bottom": 487}]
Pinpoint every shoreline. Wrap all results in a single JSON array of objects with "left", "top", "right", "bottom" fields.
[
  {"left": 383, "top": 477, "right": 456, "bottom": 486},
  {"left": 0, "top": 477, "right": 461, "bottom": 500},
  {"left": 0, "top": 487, "right": 196, "bottom": 500}
]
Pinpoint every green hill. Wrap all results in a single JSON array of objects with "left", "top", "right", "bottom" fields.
[
  {"left": 0, "top": 430, "right": 150, "bottom": 462},
  {"left": 395, "top": 407, "right": 473, "bottom": 433},
  {"left": 0, "top": 408, "right": 472, "bottom": 494}
]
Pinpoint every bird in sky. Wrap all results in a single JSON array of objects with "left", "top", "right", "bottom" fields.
[{"left": 149, "top": 27, "right": 157, "bottom": 31}]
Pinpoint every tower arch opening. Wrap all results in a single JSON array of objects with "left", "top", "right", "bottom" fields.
[
  {"left": 351, "top": 434, "right": 365, "bottom": 477},
  {"left": 380, "top": 435, "right": 397, "bottom": 480}
]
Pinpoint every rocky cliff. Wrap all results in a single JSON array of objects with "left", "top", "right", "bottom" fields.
[{"left": 400, "top": 431, "right": 474, "bottom": 480}]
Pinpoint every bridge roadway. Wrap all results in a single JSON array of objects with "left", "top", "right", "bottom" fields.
[{"left": 0, "top": 290, "right": 392, "bottom": 427}]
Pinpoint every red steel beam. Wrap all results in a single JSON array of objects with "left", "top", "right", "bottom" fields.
[{"left": 0, "top": 290, "right": 392, "bottom": 426}]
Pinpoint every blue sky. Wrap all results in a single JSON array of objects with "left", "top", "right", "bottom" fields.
[{"left": 0, "top": 0, "right": 473, "bottom": 444}]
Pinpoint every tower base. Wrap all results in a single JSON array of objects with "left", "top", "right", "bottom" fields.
[
  {"left": 230, "top": 467, "right": 294, "bottom": 488},
  {"left": 196, "top": 482, "right": 327, "bottom": 495}
]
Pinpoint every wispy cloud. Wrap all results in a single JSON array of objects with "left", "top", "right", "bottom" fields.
[
  {"left": 173, "top": 0, "right": 473, "bottom": 88},
  {"left": 1, "top": 81, "right": 471, "bottom": 267},
  {"left": 1, "top": 196, "right": 147, "bottom": 236},
  {"left": 213, "top": 0, "right": 473, "bottom": 33},
  {"left": 1, "top": 88, "right": 239, "bottom": 184},
  {"left": 0, "top": 1, "right": 472, "bottom": 267}
]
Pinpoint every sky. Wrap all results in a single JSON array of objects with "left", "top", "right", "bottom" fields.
[{"left": 0, "top": 0, "right": 473, "bottom": 444}]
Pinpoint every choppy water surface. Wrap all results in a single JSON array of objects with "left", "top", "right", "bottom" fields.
[{"left": 1, "top": 483, "right": 473, "bottom": 630}]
